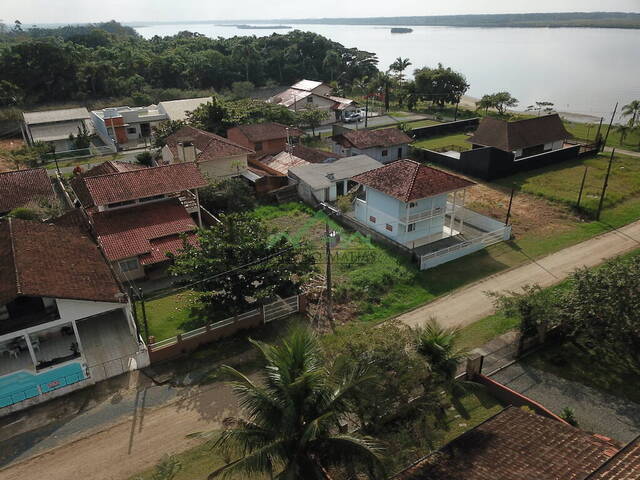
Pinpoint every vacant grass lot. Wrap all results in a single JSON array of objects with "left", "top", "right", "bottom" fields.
[
  {"left": 138, "top": 290, "right": 202, "bottom": 341},
  {"left": 495, "top": 152, "right": 640, "bottom": 214},
  {"left": 412, "top": 133, "right": 472, "bottom": 152},
  {"left": 564, "top": 120, "right": 640, "bottom": 152}
]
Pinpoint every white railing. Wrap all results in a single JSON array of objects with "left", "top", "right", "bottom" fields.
[
  {"left": 148, "top": 296, "right": 300, "bottom": 351},
  {"left": 406, "top": 206, "right": 445, "bottom": 223},
  {"left": 420, "top": 226, "right": 510, "bottom": 265}
]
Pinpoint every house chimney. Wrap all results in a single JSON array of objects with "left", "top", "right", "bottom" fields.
[
  {"left": 183, "top": 142, "right": 197, "bottom": 163},
  {"left": 177, "top": 142, "right": 185, "bottom": 162}
]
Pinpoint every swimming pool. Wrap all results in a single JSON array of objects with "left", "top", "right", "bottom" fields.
[{"left": 0, "top": 362, "right": 85, "bottom": 408}]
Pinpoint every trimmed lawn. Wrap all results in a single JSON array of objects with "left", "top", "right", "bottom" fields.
[
  {"left": 412, "top": 133, "right": 472, "bottom": 152},
  {"left": 456, "top": 313, "right": 520, "bottom": 351},
  {"left": 408, "top": 119, "right": 441, "bottom": 129},
  {"left": 139, "top": 290, "right": 202, "bottom": 342},
  {"left": 564, "top": 120, "right": 640, "bottom": 152}
]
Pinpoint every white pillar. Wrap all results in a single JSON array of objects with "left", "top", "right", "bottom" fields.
[
  {"left": 195, "top": 189, "right": 203, "bottom": 228},
  {"left": 449, "top": 191, "right": 457, "bottom": 237},
  {"left": 459, "top": 189, "right": 467, "bottom": 233},
  {"left": 71, "top": 320, "right": 86, "bottom": 358},
  {"left": 24, "top": 333, "right": 38, "bottom": 369}
]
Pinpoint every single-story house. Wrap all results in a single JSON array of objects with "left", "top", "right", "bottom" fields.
[
  {"left": 468, "top": 113, "right": 571, "bottom": 159},
  {"left": 0, "top": 168, "right": 56, "bottom": 216},
  {"left": 392, "top": 406, "right": 636, "bottom": 480},
  {"left": 256, "top": 151, "right": 310, "bottom": 176},
  {"left": 288, "top": 155, "right": 381, "bottom": 204},
  {"left": 91, "top": 105, "right": 166, "bottom": 151},
  {"left": 349, "top": 159, "right": 511, "bottom": 270},
  {"left": 22, "top": 108, "right": 92, "bottom": 151},
  {"left": 0, "top": 218, "right": 149, "bottom": 415},
  {"left": 162, "top": 125, "right": 254, "bottom": 179},
  {"left": 290, "top": 144, "right": 343, "bottom": 164},
  {"left": 268, "top": 79, "right": 357, "bottom": 124},
  {"left": 157, "top": 97, "right": 212, "bottom": 122},
  {"left": 70, "top": 162, "right": 208, "bottom": 280},
  {"left": 227, "top": 122, "right": 304, "bottom": 158},
  {"left": 331, "top": 127, "right": 413, "bottom": 163}
]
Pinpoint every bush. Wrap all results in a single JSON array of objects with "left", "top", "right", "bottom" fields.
[
  {"left": 560, "top": 407, "right": 578, "bottom": 427},
  {"left": 199, "top": 178, "right": 255, "bottom": 213},
  {"left": 136, "top": 151, "right": 154, "bottom": 167},
  {"left": 8, "top": 207, "right": 41, "bottom": 221}
]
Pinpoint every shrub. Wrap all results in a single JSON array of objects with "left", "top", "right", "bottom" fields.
[
  {"left": 8, "top": 207, "right": 41, "bottom": 221},
  {"left": 560, "top": 407, "right": 578, "bottom": 427},
  {"left": 136, "top": 151, "right": 154, "bottom": 167}
]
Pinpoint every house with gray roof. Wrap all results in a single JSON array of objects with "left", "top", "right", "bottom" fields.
[{"left": 22, "top": 108, "right": 92, "bottom": 151}]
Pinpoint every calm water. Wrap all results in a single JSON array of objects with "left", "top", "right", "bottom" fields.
[{"left": 135, "top": 23, "right": 640, "bottom": 119}]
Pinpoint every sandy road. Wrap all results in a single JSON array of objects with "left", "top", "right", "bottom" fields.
[{"left": 397, "top": 219, "right": 640, "bottom": 329}]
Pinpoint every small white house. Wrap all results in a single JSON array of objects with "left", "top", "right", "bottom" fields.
[
  {"left": 91, "top": 105, "right": 167, "bottom": 150},
  {"left": 22, "top": 108, "right": 93, "bottom": 151},
  {"left": 331, "top": 127, "right": 413, "bottom": 164},
  {"left": 288, "top": 155, "right": 381, "bottom": 204},
  {"left": 350, "top": 160, "right": 512, "bottom": 270}
]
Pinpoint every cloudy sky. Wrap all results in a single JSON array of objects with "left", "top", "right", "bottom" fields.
[{"left": 3, "top": 0, "right": 640, "bottom": 24}]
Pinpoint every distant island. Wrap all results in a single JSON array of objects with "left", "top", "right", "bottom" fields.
[
  {"left": 391, "top": 27, "right": 413, "bottom": 34},
  {"left": 208, "top": 12, "right": 640, "bottom": 29},
  {"left": 234, "top": 24, "right": 292, "bottom": 30}
]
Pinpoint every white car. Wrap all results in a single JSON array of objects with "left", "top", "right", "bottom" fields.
[{"left": 344, "top": 111, "right": 362, "bottom": 123}]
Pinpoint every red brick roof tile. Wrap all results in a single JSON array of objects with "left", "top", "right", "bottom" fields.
[
  {"left": 81, "top": 161, "right": 147, "bottom": 178},
  {"left": 333, "top": 127, "right": 413, "bottom": 150},
  {"left": 352, "top": 159, "right": 475, "bottom": 202},
  {"left": 72, "top": 162, "right": 207, "bottom": 207},
  {"left": 0, "top": 218, "right": 123, "bottom": 304},
  {"left": 90, "top": 199, "right": 196, "bottom": 262},
  {"left": 291, "top": 145, "right": 344, "bottom": 164},
  {"left": 393, "top": 407, "right": 621, "bottom": 480},
  {"left": 229, "top": 123, "right": 304, "bottom": 142},
  {"left": 0, "top": 168, "right": 55, "bottom": 213},
  {"left": 165, "top": 125, "right": 253, "bottom": 163},
  {"left": 587, "top": 436, "right": 640, "bottom": 480}
]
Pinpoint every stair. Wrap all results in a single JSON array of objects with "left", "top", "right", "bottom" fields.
[{"left": 272, "top": 185, "right": 299, "bottom": 204}]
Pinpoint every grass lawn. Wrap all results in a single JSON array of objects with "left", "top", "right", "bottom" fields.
[
  {"left": 138, "top": 290, "right": 202, "bottom": 342},
  {"left": 495, "top": 152, "right": 640, "bottom": 215},
  {"left": 564, "top": 120, "right": 640, "bottom": 152},
  {"left": 456, "top": 313, "right": 520, "bottom": 351},
  {"left": 408, "top": 119, "right": 441, "bottom": 129},
  {"left": 412, "top": 133, "right": 472, "bottom": 152}
]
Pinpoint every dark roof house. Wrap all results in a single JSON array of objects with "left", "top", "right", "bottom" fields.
[
  {"left": 228, "top": 123, "right": 304, "bottom": 143},
  {"left": 0, "top": 168, "right": 56, "bottom": 214},
  {"left": 393, "top": 407, "right": 623, "bottom": 480},
  {"left": 352, "top": 159, "right": 475, "bottom": 202},
  {"left": 332, "top": 128, "right": 413, "bottom": 150},
  {"left": 0, "top": 218, "right": 123, "bottom": 305},
  {"left": 291, "top": 145, "right": 343, "bottom": 164},
  {"left": 165, "top": 125, "right": 254, "bottom": 162},
  {"left": 468, "top": 114, "right": 570, "bottom": 152}
]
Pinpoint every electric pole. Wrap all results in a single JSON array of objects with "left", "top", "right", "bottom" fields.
[
  {"left": 324, "top": 221, "right": 336, "bottom": 333},
  {"left": 505, "top": 187, "right": 516, "bottom": 225},
  {"left": 602, "top": 103, "right": 618, "bottom": 151},
  {"left": 576, "top": 166, "right": 588, "bottom": 209},
  {"left": 596, "top": 149, "right": 615, "bottom": 221}
]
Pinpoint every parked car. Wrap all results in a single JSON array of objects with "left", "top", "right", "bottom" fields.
[{"left": 344, "top": 111, "right": 362, "bottom": 123}]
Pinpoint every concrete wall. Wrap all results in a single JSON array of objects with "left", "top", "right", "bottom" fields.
[
  {"left": 412, "top": 117, "right": 480, "bottom": 140},
  {"left": 198, "top": 154, "right": 248, "bottom": 179},
  {"left": 226, "top": 129, "right": 287, "bottom": 158},
  {"left": 55, "top": 299, "right": 125, "bottom": 323}
]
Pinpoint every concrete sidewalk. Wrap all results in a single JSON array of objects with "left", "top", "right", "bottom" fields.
[{"left": 397, "top": 220, "right": 640, "bottom": 330}]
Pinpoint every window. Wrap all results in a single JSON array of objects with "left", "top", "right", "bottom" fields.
[
  {"left": 255, "top": 141, "right": 263, "bottom": 151},
  {"left": 408, "top": 223, "right": 416, "bottom": 232},
  {"left": 381, "top": 149, "right": 388, "bottom": 157},
  {"left": 127, "top": 127, "right": 137, "bottom": 135},
  {"left": 408, "top": 202, "right": 417, "bottom": 208},
  {"left": 398, "top": 147, "right": 403, "bottom": 159},
  {"left": 385, "top": 224, "right": 393, "bottom": 232},
  {"left": 119, "top": 258, "right": 139, "bottom": 273},
  {"left": 107, "top": 200, "right": 136, "bottom": 209},
  {"left": 307, "top": 96, "right": 313, "bottom": 103},
  {"left": 140, "top": 194, "right": 165, "bottom": 203},
  {"left": 369, "top": 215, "right": 376, "bottom": 223}
]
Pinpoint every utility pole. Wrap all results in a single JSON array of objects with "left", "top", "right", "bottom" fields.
[
  {"left": 602, "top": 103, "right": 618, "bottom": 151},
  {"left": 454, "top": 97, "right": 460, "bottom": 122},
  {"left": 324, "top": 221, "right": 336, "bottom": 333},
  {"left": 364, "top": 95, "right": 369, "bottom": 128},
  {"left": 53, "top": 151, "right": 61, "bottom": 177},
  {"left": 576, "top": 166, "right": 588, "bottom": 209},
  {"left": 138, "top": 288, "right": 150, "bottom": 343},
  {"left": 596, "top": 149, "right": 615, "bottom": 221},
  {"left": 505, "top": 187, "right": 516, "bottom": 225}
]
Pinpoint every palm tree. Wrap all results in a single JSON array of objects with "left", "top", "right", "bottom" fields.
[
  {"left": 232, "top": 39, "right": 259, "bottom": 82},
  {"left": 210, "top": 328, "right": 384, "bottom": 480},
  {"left": 389, "top": 57, "right": 412, "bottom": 83},
  {"left": 322, "top": 50, "right": 342, "bottom": 82},
  {"left": 614, "top": 124, "right": 631, "bottom": 145},
  {"left": 621, "top": 100, "right": 640, "bottom": 127},
  {"left": 415, "top": 320, "right": 468, "bottom": 396}
]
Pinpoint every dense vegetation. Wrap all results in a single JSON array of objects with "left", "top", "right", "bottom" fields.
[{"left": 0, "top": 21, "right": 379, "bottom": 106}]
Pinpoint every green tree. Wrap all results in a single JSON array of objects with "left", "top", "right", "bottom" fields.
[
  {"left": 230, "top": 81, "right": 254, "bottom": 99},
  {"left": 478, "top": 92, "right": 518, "bottom": 116},
  {"left": 169, "top": 213, "right": 315, "bottom": 318},
  {"left": 614, "top": 124, "right": 631, "bottom": 145},
  {"left": 211, "top": 328, "right": 384, "bottom": 479},
  {"left": 322, "top": 50, "right": 342, "bottom": 82},
  {"left": 621, "top": 100, "right": 640, "bottom": 127},
  {"left": 135, "top": 151, "right": 154, "bottom": 167},
  {"left": 152, "top": 120, "right": 186, "bottom": 148},
  {"left": 296, "top": 105, "right": 329, "bottom": 136},
  {"left": 198, "top": 178, "right": 256, "bottom": 213},
  {"left": 414, "top": 63, "right": 469, "bottom": 109},
  {"left": 389, "top": 57, "right": 412, "bottom": 83},
  {"left": 232, "top": 38, "right": 260, "bottom": 82},
  {"left": 68, "top": 123, "right": 91, "bottom": 150}
]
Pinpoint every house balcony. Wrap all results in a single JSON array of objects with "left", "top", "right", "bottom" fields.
[{"left": 0, "top": 305, "right": 60, "bottom": 337}]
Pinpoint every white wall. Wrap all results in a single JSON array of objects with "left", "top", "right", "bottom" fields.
[{"left": 55, "top": 299, "right": 125, "bottom": 323}]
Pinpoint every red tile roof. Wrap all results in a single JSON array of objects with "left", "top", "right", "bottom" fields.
[
  {"left": 139, "top": 233, "right": 197, "bottom": 265},
  {"left": 90, "top": 199, "right": 196, "bottom": 262},
  {"left": 72, "top": 162, "right": 207, "bottom": 207},
  {"left": 0, "top": 218, "right": 123, "bottom": 304},
  {"left": 291, "top": 145, "right": 344, "bottom": 164},
  {"left": 81, "top": 161, "right": 147, "bottom": 178},
  {"left": 165, "top": 125, "right": 253, "bottom": 163},
  {"left": 393, "top": 407, "right": 621, "bottom": 480},
  {"left": 468, "top": 114, "right": 571, "bottom": 152},
  {"left": 587, "top": 436, "right": 640, "bottom": 480},
  {"left": 333, "top": 127, "right": 413, "bottom": 150},
  {"left": 0, "top": 168, "right": 55, "bottom": 213},
  {"left": 352, "top": 159, "right": 475, "bottom": 202},
  {"left": 229, "top": 123, "right": 304, "bottom": 142}
]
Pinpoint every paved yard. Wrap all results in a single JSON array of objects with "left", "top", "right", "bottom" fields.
[{"left": 491, "top": 362, "right": 640, "bottom": 443}]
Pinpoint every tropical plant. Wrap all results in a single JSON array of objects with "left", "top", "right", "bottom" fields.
[
  {"left": 621, "top": 100, "right": 640, "bottom": 127},
  {"left": 389, "top": 57, "right": 412, "bottom": 83},
  {"left": 152, "top": 120, "right": 186, "bottom": 148},
  {"left": 296, "top": 105, "right": 329, "bottom": 137},
  {"left": 614, "top": 124, "right": 631, "bottom": 145},
  {"left": 415, "top": 320, "right": 468, "bottom": 395},
  {"left": 560, "top": 407, "right": 578, "bottom": 427},
  {"left": 198, "top": 178, "right": 256, "bottom": 213},
  {"left": 414, "top": 63, "right": 469, "bottom": 109},
  {"left": 211, "top": 328, "right": 384, "bottom": 479},
  {"left": 135, "top": 151, "right": 154, "bottom": 167}
]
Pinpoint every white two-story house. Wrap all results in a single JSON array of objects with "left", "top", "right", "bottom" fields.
[
  {"left": 0, "top": 218, "right": 149, "bottom": 415},
  {"left": 350, "top": 159, "right": 512, "bottom": 270}
]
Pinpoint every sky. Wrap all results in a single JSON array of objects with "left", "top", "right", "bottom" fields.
[{"left": 2, "top": 0, "right": 640, "bottom": 24}]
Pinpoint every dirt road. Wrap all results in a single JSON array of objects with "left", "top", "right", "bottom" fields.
[{"left": 397, "top": 219, "right": 640, "bottom": 329}]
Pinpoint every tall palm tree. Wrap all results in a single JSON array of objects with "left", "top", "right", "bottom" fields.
[
  {"left": 614, "top": 124, "right": 631, "bottom": 145},
  {"left": 621, "top": 100, "right": 640, "bottom": 127},
  {"left": 389, "top": 57, "right": 412, "bottom": 83},
  {"left": 210, "top": 328, "right": 384, "bottom": 480},
  {"left": 415, "top": 320, "right": 468, "bottom": 396}
]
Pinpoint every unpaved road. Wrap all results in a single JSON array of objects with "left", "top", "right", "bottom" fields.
[{"left": 397, "top": 219, "right": 640, "bottom": 329}]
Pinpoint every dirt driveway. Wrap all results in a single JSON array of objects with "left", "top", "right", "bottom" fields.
[{"left": 0, "top": 138, "right": 22, "bottom": 172}]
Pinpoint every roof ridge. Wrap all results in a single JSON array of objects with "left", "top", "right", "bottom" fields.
[
  {"left": 83, "top": 161, "right": 194, "bottom": 182},
  {"left": 404, "top": 160, "right": 421, "bottom": 202},
  {"left": 7, "top": 218, "right": 22, "bottom": 296}
]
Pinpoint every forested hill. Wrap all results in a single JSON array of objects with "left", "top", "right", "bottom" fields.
[{"left": 235, "top": 12, "right": 640, "bottom": 29}]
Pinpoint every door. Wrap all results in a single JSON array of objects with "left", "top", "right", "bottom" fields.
[
  {"left": 398, "top": 147, "right": 403, "bottom": 159},
  {"left": 336, "top": 181, "right": 345, "bottom": 197}
]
